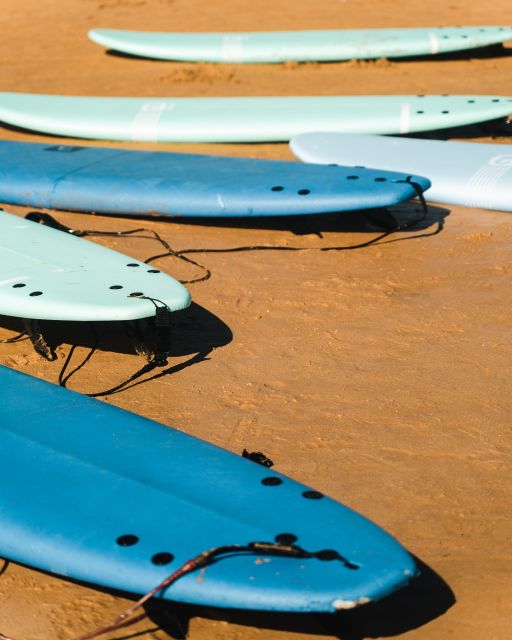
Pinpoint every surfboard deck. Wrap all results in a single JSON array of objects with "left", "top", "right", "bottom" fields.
[
  {"left": 88, "top": 26, "right": 512, "bottom": 63},
  {"left": 0, "top": 140, "right": 430, "bottom": 217},
  {"left": 0, "top": 92, "right": 510, "bottom": 142},
  {"left": 0, "top": 364, "right": 416, "bottom": 611},
  {"left": 290, "top": 132, "right": 512, "bottom": 212},
  {"left": 0, "top": 209, "right": 190, "bottom": 321}
]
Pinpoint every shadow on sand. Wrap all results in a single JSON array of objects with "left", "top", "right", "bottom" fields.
[
  {"left": 143, "top": 555, "right": 455, "bottom": 639},
  {"left": 0, "top": 302, "right": 233, "bottom": 396},
  {"left": 0, "top": 551, "right": 453, "bottom": 640},
  {"left": 53, "top": 201, "right": 448, "bottom": 238},
  {"left": 0, "top": 302, "right": 232, "bottom": 360},
  {"left": 0, "top": 201, "right": 447, "bottom": 395},
  {"left": 405, "top": 117, "right": 512, "bottom": 141},
  {"left": 394, "top": 42, "right": 512, "bottom": 63}
]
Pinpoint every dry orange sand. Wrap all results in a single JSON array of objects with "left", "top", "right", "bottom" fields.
[{"left": 0, "top": 1, "right": 511, "bottom": 639}]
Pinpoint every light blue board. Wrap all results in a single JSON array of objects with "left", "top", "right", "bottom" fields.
[
  {"left": 0, "top": 209, "right": 190, "bottom": 321},
  {"left": 0, "top": 92, "right": 511, "bottom": 142},
  {"left": 0, "top": 140, "right": 430, "bottom": 217},
  {"left": 290, "top": 132, "right": 512, "bottom": 212},
  {"left": 0, "top": 365, "right": 417, "bottom": 611},
  {"left": 88, "top": 26, "right": 512, "bottom": 63}
]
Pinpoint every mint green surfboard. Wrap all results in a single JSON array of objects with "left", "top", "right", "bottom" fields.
[
  {"left": 88, "top": 26, "right": 512, "bottom": 63},
  {"left": 0, "top": 210, "right": 191, "bottom": 321},
  {"left": 0, "top": 92, "right": 510, "bottom": 143}
]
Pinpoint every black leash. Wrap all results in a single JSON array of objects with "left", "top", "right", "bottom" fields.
[
  {"left": 26, "top": 184, "right": 431, "bottom": 275},
  {"left": 0, "top": 540, "right": 357, "bottom": 640},
  {"left": 24, "top": 189, "right": 433, "bottom": 395},
  {"left": 25, "top": 211, "right": 211, "bottom": 284}
]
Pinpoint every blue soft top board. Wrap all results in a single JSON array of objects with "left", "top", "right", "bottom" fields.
[
  {"left": 0, "top": 140, "right": 430, "bottom": 217},
  {"left": 0, "top": 365, "right": 416, "bottom": 611}
]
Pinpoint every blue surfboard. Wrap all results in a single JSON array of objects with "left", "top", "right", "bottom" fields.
[
  {"left": 0, "top": 364, "right": 416, "bottom": 611},
  {"left": 0, "top": 140, "right": 430, "bottom": 217}
]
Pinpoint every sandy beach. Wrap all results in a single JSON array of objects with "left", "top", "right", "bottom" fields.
[{"left": 0, "top": 1, "right": 511, "bottom": 638}]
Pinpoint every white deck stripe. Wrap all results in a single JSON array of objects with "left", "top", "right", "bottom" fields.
[
  {"left": 131, "top": 102, "right": 174, "bottom": 142},
  {"left": 399, "top": 103, "right": 411, "bottom": 134},
  {"left": 221, "top": 35, "right": 245, "bottom": 62},
  {"left": 428, "top": 32, "right": 440, "bottom": 54}
]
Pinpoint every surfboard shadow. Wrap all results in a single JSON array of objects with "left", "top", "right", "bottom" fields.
[
  {"left": 103, "top": 43, "right": 512, "bottom": 64},
  {"left": 404, "top": 117, "right": 512, "bottom": 141},
  {"left": 0, "top": 559, "right": 9, "bottom": 578},
  {"left": 98, "top": 202, "right": 449, "bottom": 237},
  {"left": 144, "top": 555, "right": 455, "bottom": 639},
  {"left": 0, "top": 303, "right": 232, "bottom": 396},
  {"left": 0, "top": 302, "right": 231, "bottom": 359},
  {"left": 0, "top": 552, "right": 453, "bottom": 640},
  {"left": 162, "top": 204, "right": 449, "bottom": 250},
  {"left": 393, "top": 42, "right": 512, "bottom": 63},
  {"left": 0, "top": 120, "right": 77, "bottom": 141},
  {"left": 105, "top": 48, "right": 181, "bottom": 63}
]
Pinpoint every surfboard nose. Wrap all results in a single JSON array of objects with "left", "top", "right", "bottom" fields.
[
  {"left": 152, "top": 534, "right": 417, "bottom": 612},
  {"left": 0, "top": 364, "right": 417, "bottom": 614},
  {"left": 0, "top": 209, "right": 191, "bottom": 321}
]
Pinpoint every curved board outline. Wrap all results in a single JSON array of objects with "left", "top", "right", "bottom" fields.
[
  {"left": 0, "top": 140, "right": 430, "bottom": 217},
  {"left": 0, "top": 92, "right": 511, "bottom": 142},
  {"left": 0, "top": 364, "right": 416, "bottom": 611},
  {"left": 290, "top": 132, "right": 512, "bottom": 212},
  {"left": 0, "top": 209, "right": 191, "bottom": 321},
  {"left": 89, "top": 26, "right": 512, "bottom": 63}
]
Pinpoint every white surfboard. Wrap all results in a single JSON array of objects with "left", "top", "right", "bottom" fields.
[{"left": 290, "top": 133, "right": 512, "bottom": 212}]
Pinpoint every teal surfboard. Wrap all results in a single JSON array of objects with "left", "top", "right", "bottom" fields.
[
  {"left": 0, "top": 209, "right": 190, "bottom": 321},
  {"left": 88, "top": 26, "right": 512, "bottom": 63},
  {"left": 290, "top": 132, "right": 512, "bottom": 212},
  {"left": 0, "top": 364, "right": 417, "bottom": 611},
  {"left": 0, "top": 92, "right": 510, "bottom": 142}
]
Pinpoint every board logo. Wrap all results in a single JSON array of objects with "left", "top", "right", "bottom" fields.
[{"left": 489, "top": 154, "right": 512, "bottom": 167}]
